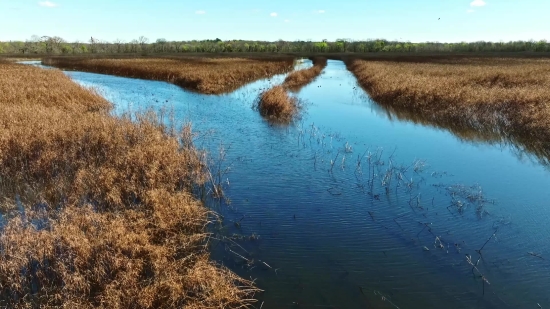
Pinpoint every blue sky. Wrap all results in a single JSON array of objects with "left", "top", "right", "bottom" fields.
[{"left": 1, "top": 0, "right": 548, "bottom": 43}]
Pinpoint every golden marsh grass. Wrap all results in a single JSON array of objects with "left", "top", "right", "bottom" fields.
[
  {"left": 0, "top": 61, "right": 258, "bottom": 308},
  {"left": 346, "top": 57, "right": 550, "bottom": 145},
  {"left": 283, "top": 57, "right": 327, "bottom": 92},
  {"left": 256, "top": 85, "right": 299, "bottom": 122},
  {"left": 42, "top": 56, "right": 295, "bottom": 94},
  {"left": 254, "top": 57, "right": 327, "bottom": 122}
]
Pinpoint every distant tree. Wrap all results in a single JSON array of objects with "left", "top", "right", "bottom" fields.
[
  {"left": 276, "top": 39, "right": 286, "bottom": 52},
  {"left": 314, "top": 42, "right": 328, "bottom": 52},
  {"left": 114, "top": 39, "right": 125, "bottom": 53},
  {"left": 61, "top": 44, "right": 72, "bottom": 54},
  {"left": 155, "top": 38, "right": 167, "bottom": 52},
  {"left": 138, "top": 36, "right": 149, "bottom": 52},
  {"left": 89, "top": 36, "right": 98, "bottom": 53},
  {"left": 334, "top": 41, "right": 345, "bottom": 52},
  {"left": 71, "top": 41, "right": 81, "bottom": 54},
  {"left": 129, "top": 39, "right": 139, "bottom": 53},
  {"left": 37, "top": 36, "right": 62, "bottom": 53},
  {"left": 336, "top": 38, "right": 352, "bottom": 52}
]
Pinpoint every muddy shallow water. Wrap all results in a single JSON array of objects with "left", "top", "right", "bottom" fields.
[{"left": 24, "top": 60, "right": 550, "bottom": 308}]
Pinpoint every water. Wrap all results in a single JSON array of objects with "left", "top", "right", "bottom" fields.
[{"left": 24, "top": 60, "right": 550, "bottom": 308}]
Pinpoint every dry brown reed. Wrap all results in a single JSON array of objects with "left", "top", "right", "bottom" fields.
[
  {"left": 0, "top": 62, "right": 259, "bottom": 308},
  {"left": 346, "top": 57, "right": 550, "bottom": 147},
  {"left": 256, "top": 85, "right": 299, "bottom": 122},
  {"left": 282, "top": 57, "right": 327, "bottom": 91},
  {"left": 253, "top": 57, "right": 326, "bottom": 122},
  {"left": 42, "top": 56, "right": 295, "bottom": 94}
]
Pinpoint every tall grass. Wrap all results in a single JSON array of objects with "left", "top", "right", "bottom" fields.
[
  {"left": 255, "top": 85, "right": 299, "bottom": 122},
  {"left": 346, "top": 57, "right": 550, "bottom": 149},
  {"left": 282, "top": 57, "right": 327, "bottom": 91},
  {"left": 42, "top": 56, "right": 295, "bottom": 94},
  {"left": 254, "top": 57, "right": 327, "bottom": 122},
  {"left": 0, "top": 62, "right": 258, "bottom": 308}
]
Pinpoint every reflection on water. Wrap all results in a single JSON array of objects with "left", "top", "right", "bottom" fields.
[
  {"left": 23, "top": 59, "right": 550, "bottom": 308},
  {"left": 367, "top": 98, "right": 550, "bottom": 169}
]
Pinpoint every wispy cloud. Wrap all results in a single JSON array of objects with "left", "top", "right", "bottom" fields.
[
  {"left": 467, "top": 9, "right": 475, "bottom": 13},
  {"left": 470, "top": 0, "right": 486, "bottom": 7},
  {"left": 270, "top": 12, "right": 277, "bottom": 17},
  {"left": 284, "top": 19, "right": 290, "bottom": 23},
  {"left": 195, "top": 10, "right": 206, "bottom": 14},
  {"left": 38, "top": 1, "right": 58, "bottom": 7},
  {"left": 316, "top": 9, "right": 325, "bottom": 14}
]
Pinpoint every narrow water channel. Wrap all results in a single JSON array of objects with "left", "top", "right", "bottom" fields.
[{"left": 25, "top": 60, "right": 550, "bottom": 308}]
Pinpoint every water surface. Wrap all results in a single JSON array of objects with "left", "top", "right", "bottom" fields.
[{"left": 27, "top": 59, "right": 550, "bottom": 309}]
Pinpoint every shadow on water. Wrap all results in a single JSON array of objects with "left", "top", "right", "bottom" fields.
[{"left": 19, "top": 59, "right": 550, "bottom": 309}]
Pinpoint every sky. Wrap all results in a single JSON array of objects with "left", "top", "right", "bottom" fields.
[{"left": 0, "top": 0, "right": 548, "bottom": 43}]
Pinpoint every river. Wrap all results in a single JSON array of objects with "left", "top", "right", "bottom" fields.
[{"left": 24, "top": 59, "right": 550, "bottom": 308}]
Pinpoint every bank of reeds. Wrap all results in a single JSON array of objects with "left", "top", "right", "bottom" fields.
[
  {"left": 346, "top": 57, "right": 550, "bottom": 147},
  {"left": 42, "top": 56, "right": 295, "bottom": 94},
  {"left": 256, "top": 85, "right": 299, "bottom": 122},
  {"left": 254, "top": 57, "right": 326, "bottom": 122},
  {"left": 0, "top": 62, "right": 258, "bottom": 308},
  {"left": 282, "top": 57, "right": 327, "bottom": 91}
]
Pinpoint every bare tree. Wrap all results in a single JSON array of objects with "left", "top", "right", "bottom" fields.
[
  {"left": 89, "top": 36, "right": 98, "bottom": 53},
  {"left": 40, "top": 36, "right": 65, "bottom": 54},
  {"left": 130, "top": 39, "right": 139, "bottom": 53},
  {"left": 114, "top": 38, "right": 125, "bottom": 53},
  {"left": 138, "top": 36, "right": 149, "bottom": 52}
]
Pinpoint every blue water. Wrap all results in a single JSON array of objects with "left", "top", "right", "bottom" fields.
[{"left": 25, "top": 60, "right": 550, "bottom": 308}]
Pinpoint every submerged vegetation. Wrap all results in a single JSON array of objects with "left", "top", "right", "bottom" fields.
[
  {"left": 282, "top": 57, "right": 327, "bottom": 91},
  {"left": 346, "top": 57, "right": 550, "bottom": 153},
  {"left": 42, "top": 56, "right": 295, "bottom": 94},
  {"left": 0, "top": 62, "right": 258, "bottom": 308}
]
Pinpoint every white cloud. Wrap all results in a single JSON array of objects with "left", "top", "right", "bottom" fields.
[
  {"left": 467, "top": 9, "right": 475, "bottom": 13},
  {"left": 38, "top": 1, "right": 58, "bottom": 7},
  {"left": 270, "top": 12, "right": 277, "bottom": 17},
  {"left": 317, "top": 10, "right": 325, "bottom": 13},
  {"left": 284, "top": 19, "right": 290, "bottom": 23},
  {"left": 470, "top": 0, "right": 486, "bottom": 7},
  {"left": 195, "top": 10, "right": 206, "bottom": 14}
]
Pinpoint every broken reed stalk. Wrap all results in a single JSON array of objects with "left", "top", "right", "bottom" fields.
[
  {"left": 0, "top": 62, "right": 259, "bottom": 308},
  {"left": 466, "top": 254, "right": 490, "bottom": 296},
  {"left": 476, "top": 227, "right": 499, "bottom": 257}
]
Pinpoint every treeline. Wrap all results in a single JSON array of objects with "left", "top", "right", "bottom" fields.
[{"left": 1, "top": 35, "right": 550, "bottom": 55}]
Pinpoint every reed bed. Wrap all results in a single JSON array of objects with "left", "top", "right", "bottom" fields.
[
  {"left": 0, "top": 62, "right": 258, "bottom": 308},
  {"left": 42, "top": 56, "right": 295, "bottom": 94},
  {"left": 256, "top": 85, "right": 299, "bottom": 122},
  {"left": 346, "top": 57, "right": 550, "bottom": 145},
  {"left": 282, "top": 57, "right": 327, "bottom": 91},
  {"left": 254, "top": 57, "right": 326, "bottom": 122}
]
